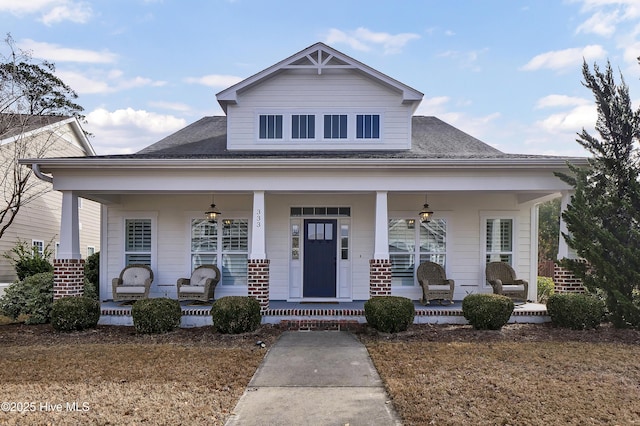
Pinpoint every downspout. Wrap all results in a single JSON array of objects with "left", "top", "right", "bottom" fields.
[{"left": 32, "top": 163, "right": 53, "bottom": 183}]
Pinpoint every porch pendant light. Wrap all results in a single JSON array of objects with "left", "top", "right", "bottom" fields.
[
  {"left": 419, "top": 194, "right": 434, "bottom": 223},
  {"left": 205, "top": 195, "right": 221, "bottom": 222}
]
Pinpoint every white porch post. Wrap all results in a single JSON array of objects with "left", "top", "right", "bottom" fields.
[
  {"left": 373, "top": 191, "right": 389, "bottom": 259},
  {"left": 54, "top": 191, "right": 84, "bottom": 300},
  {"left": 370, "top": 191, "right": 392, "bottom": 297},
  {"left": 248, "top": 191, "right": 269, "bottom": 312},
  {"left": 557, "top": 191, "right": 577, "bottom": 260},
  {"left": 530, "top": 203, "right": 540, "bottom": 301},
  {"left": 58, "top": 191, "right": 81, "bottom": 259},
  {"left": 250, "top": 191, "right": 266, "bottom": 259}
]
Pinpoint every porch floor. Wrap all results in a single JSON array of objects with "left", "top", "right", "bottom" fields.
[{"left": 99, "top": 299, "right": 549, "bottom": 327}]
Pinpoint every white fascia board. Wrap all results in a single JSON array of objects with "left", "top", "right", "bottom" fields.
[
  {"left": 1, "top": 117, "right": 74, "bottom": 145},
  {"left": 22, "top": 156, "right": 590, "bottom": 172}
]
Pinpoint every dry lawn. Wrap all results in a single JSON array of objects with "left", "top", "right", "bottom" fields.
[
  {"left": 361, "top": 324, "right": 640, "bottom": 426},
  {"left": 0, "top": 321, "right": 639, "bottom": 425}
]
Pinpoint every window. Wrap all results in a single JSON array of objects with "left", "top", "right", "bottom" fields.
[
  {"left": 485, "top": 218, "right": 513, "bottom": 264},
  {"left": 32, "top": 240, "right": 44, "bottom": 256},
  {"left": 190, "top": 218, "right": 248, "bottom": 286},
  {"left": 87, "top": 246, "right": 95, "bottom": 257},
  {"left": 324, "top": 114, "right": 347, "bottom": 139},
  {"left": 356, "top": 114, "right": 380, "bottom": 139},
  {"left": 125, "top": 218, "right": 152, "bottom": 265},
  {"left": 191, "top": 219, "right": 218, "bottom": 269},
  {"left": 389, "top": 219, "right": 447, "bottom": 286},
  {"left": 259, "top": 114, "right": 283, "bottom": 139},
  {"left": 292, "top": 114, "right": 315, "bottom": 139}
]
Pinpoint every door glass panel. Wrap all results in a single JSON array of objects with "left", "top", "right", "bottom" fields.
[
  {"left": 308, "top": 223, "right": 316, "bottom": 240},
  {"left": 316, "top": 223, "right": 325, "bottom": 240},
  {"left": 324, "top": 223, "right": 333, "bottom": 240}
]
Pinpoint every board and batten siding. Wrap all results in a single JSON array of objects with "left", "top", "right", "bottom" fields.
[{"left": 226, "top": 70, "right": 412, "bottom": 151}]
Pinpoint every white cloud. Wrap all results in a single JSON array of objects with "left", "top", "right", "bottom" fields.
[
  {"left": 84, "top": 108, "right": 186, "bottom": 155},
  {"left": 520, "top": 45, "right": 607, "bottom": 72},
  {"left": 19, "top": 39, "right": 117, "bottom": 63},
  {"left": 537, "top": 104, "right": 597, "bottom": 133},
  {"left": 57, "top": 69, "right": 166, "bottom": 95},
  {"left": 576, "top": 10, "right": 620, "bottom": 36},
  {"left": 148, "top": 101, "right": 192, "bottom": 112},
  {"left": 184, "top": 74, "right": 243, "bottom": 88},
  {"left": 535, "top": 95, "right": 591, "bottom": 109},
  {"left": 324, "top": 27, "right": 420, "bottom": 54},
  {"left": 0, "top": 0, "right": 92, "bottom": 24}
]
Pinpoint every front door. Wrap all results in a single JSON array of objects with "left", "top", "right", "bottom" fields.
[{"left": 303, "top": 219, "right": 337, "bottom": 297}]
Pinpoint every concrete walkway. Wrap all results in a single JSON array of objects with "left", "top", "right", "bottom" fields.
[{"left": 225, "top": 331, "right": 402, "bottom": 426}]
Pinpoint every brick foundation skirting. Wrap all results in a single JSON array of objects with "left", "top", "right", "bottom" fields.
[{"left": 53, "top": 259, "right": 85, "bottom": 300}]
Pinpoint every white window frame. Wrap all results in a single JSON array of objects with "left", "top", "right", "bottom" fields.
[
  {"left": 481, "top": 213, "right": 517, "bottom": 288},
  {"left": 87, "top": 246, "right": 96, "bottom": 257},
  {"left": 122, "top": 213, "right": 157, "bottom": 272},
  {"left": 187, "top": 212, "right": 250, "bottom": 287},
  {"left": 388, "top": 213, "right": 448, "bottom": 288},
  {"left": 32, "top": 240, "right": 44, "bottom": 256}
]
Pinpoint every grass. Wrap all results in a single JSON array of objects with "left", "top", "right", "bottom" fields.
[
  {"left": 365, "top": 339, "right": 640, "bottom": 425},
  {"left": 0, "top": 319, "right": 639, "bottom": 425}
]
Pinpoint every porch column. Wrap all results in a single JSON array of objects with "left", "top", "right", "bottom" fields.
[
  {"left": 370, "top": 191, "right": 391, "bottom": 297},
  {"left": 248, "top": 191, "right": 269, "bottom": 312},
  {"left": 555, "top": 191, "right": 585, "bottom": 293},
  {"left": 54, "top": 191, "right": 84, "bottom": 300}
]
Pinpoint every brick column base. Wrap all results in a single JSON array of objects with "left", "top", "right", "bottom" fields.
[
  {"left": 248, "top": 259, "right": 270, "bottom": 313},
  {"left": 553, "top": 260, "right": 587, "bottom": 293},
  {"left": 53, "top": 259, "right": 85, "bottom": 300},
  {"left": 369, "top": 259, "right": 392, "bottom": 297}
]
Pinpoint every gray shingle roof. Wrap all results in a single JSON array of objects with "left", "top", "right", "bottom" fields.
[
  {"left": 0, "top": 114, "right": 70, "bottom": 141},
  {"left": 134, "top": 115, "right": 545, "bottom": 160}
]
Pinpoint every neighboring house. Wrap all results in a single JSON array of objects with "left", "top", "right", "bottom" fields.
[
  {"left": 23, "top": 43, "right": 587, "bottom": 309},
  {"left": 0, "top": 115, "right": 100, "bottom": 289}
]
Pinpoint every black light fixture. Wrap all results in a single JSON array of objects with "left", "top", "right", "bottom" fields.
[
  {"left": 419, "top": 194, "right": 434, "bottom": 223},
  {"left": 205, "top": 195, "right": 221, "bottom": 222}
]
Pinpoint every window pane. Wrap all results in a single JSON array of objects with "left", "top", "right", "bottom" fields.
[
  {"left": 356, "top": 114, "right": 380, "bottom": 139},
  {"left": 223, "top": 220, "right": 248, "bottom": 251},
  {"left": 259, "top": 115, "right": 267, "bottom": 139},
  {"left": 372, "top": 114, "right": 380, "bottom": 138},
  {"left": 308, "top": 223, "right": 316, "bottom": 240},
  {"left": 316, "top": 224, "right": 325, "bottom": 240},
  {"left": 339, "top": 115, "right": 347, "bottom": 138},
  {"left": 389, "top": 219, "right": 415, "bottom": 253},
  {"left": 275, "top": 115, "right": 282, "bottom": 138},
  {"left": 292, "top": 115, "right": 300, "bottom": 138},
  {"left": 259, "top": 115, "right": 282, "bottom": 139},
  {"left": 221, "top": 253, "right": 248, "bottom": 286},
  {"left": 192, "top": 253, "right": 216, "bottom": 270},
  {"left": 324, "top": 223, "right": 333, "bottom": 240},
  {"left": 308, "top": 115, "right": 315, "bottom": 138},
  {"left": 356, "top": 115, "right": 363, "bottom": 138},
  {"left": 390, "top": 253, "right": 414, "bottom": 286},
  {"left": 126, "top": 253, "right": 151, "bottom": 265},
  {"left": 191, "top": 219, "right": 217, "bottom": 251},
  {"left": 420, "top": 219, "right": 446, "bottom": 253},
  {"left": 125, "top": 219, "right": 151, "bottom": 252}
]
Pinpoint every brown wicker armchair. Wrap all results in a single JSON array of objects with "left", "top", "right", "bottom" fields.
[
  {"left": 177, "top": 264, "right": 220, "bottom": 301},
  {"left": 417, "top": 261, "right": 455, "bottom": 305},
  {"left": 485, "top": 262, "right": 529, "bottom": 301},
  {"left": 112, "top": 264, "right": 153, "bottom": 302}
]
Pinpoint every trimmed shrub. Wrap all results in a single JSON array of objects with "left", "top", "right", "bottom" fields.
[
  {"left": 364, "top": 296, "right": 415, "bottom": 333},
  {"left": 51, "top": 296, "right": 100, "bottom": 332},
  {"left": 537, "top": 276, "right": 555, "bottom": 304},
  {"left": 546, "top": 293, "right": 605, "bottom": 330},
  {"left": 211, "top": 296, "right": 261, "bottom": 334},
  {"left": 84, "top": 252, "right": 100, "bottom": 300},
  {"left": 462, "top": 293, "right": 514, "bottom": 330},
  {"left": 0, "top": 272, "right": 53, "bottom": 324},
  {"left": 132, "top": 298, "right": 182, "bottom": 334}
]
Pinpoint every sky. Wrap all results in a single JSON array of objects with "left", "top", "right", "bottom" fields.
[{"left": 1, "top": 0, "right": 640, "bottom": 157}]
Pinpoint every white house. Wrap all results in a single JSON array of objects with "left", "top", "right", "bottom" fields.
[
  {"left": 22, "top": 43, "right": 586, "bottom": 316},
  {"left": 1, "top": 115, "right": 100, "bottom": 292}
]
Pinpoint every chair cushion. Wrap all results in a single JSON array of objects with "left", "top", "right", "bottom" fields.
[
  {"left": 121, "top": 267, "right": 150, "bottom": 286},
  {"left": 190, "top": 268, "right": 216, "bottom": 287},
  {"left": 115, "top": 286, "right": 146, "bottom": 294},
  {"left": 427, "top": 285, "right": 452, "bottom": 291},
  {"left": 179, "top": 285, "right": 206, "bottom": 294},
  {"left": 502, "top": 285, "right": 525, "bottom": 291}
]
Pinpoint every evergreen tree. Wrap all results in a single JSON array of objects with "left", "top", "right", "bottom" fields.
[{"left": 556, "top": 61, "right": 640, "bottom": 329}]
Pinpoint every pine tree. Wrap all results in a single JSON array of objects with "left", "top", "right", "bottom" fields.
[{"left": 556, "top": 61, "right": 640, "bottom": 329}]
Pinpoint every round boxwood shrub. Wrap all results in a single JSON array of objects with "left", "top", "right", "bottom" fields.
[
  {"left": 50, "top": 296, "right": 100, "bottom": 332},
  {"left": 211, "top": 296, "right": 262, "bottom": 334},
  {"left": 364, "top": 296, "right": 415, "bottom": 333},
  {"left": 0, "top": 272, "right": 53, "bottom": 324},
  {"left": 132, "top": 298, "right": 182, "bottom": 334},
  {"left": 546, "top": 293, "right": 605, "bottom": 330},
  {"left": 462, "top": 293, "right": 514, "bottom": 330}
]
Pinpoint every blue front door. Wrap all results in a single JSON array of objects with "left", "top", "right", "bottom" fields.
[{"left": 303, "top": 219, "right": 337, "bottom": 297}]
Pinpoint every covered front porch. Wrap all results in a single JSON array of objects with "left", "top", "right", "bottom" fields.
[{"left": 99, "top": 300, "right": 550, "bottom": 329}]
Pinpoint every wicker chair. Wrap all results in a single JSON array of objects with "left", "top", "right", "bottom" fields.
[
  {"left": 176, "top": 264, "right": 221, "bottom": 301},
  {"left": 112, "top": 264, "right": 153, "bottom": 302},
  {"left": 485, "top": 262, "right": 529, "bottom": 301},
  {"left": 417, "top": 261, "right": 455, "bottom": 305}
]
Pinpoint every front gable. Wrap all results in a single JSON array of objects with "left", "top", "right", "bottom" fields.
[{"left": 217, "top": 43, "right": 423, "bottom": 152}]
